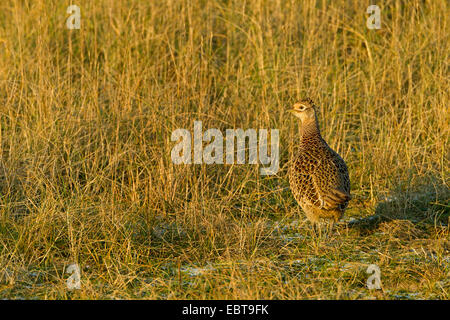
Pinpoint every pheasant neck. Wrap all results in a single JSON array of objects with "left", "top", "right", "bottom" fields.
[{"left": 300, "top": 118, "right": 322, "bottom": 144}]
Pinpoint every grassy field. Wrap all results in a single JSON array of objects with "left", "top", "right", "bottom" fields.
[{"left": 0, "top": 0, "right": 448, "bottom": 299}]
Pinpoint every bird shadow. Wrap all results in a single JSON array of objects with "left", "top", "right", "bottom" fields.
[{"left": 346, "top": 175, "right": 449, "bottom": 236}]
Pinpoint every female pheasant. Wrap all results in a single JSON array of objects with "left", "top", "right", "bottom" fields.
[{"left": 288, "top": 98, "right": 351, "bottom": 224}]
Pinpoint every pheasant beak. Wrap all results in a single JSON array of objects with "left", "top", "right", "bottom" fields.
[{"left": 289, "top": 106, "right": 302, "bottom": 115}]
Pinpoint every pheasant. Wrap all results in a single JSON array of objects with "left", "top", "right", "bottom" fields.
[{"left": 288, "top": 98, "right": 351, "bottom": 224}]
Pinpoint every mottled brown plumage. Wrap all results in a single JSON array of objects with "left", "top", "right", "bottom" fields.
[{"left": 288, "top": 98, "right": 351, "bottom": 224}]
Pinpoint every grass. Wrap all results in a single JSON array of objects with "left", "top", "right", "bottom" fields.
[{"left": 0, "top": 0, "right": 448, "bottom": 299}]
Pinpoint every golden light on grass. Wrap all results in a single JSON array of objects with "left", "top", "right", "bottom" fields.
[{"left": 0, "top": 0, "right": 448, "bottom": 299}]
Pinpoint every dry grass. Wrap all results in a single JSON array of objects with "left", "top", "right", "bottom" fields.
[{"left": 0, "top": 0, "right": 448, "bottom": 299}]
